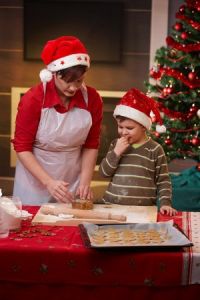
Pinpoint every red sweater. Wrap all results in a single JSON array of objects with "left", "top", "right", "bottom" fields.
[{"left": 12, "top": 80, "right": 103, "bottom": 152}]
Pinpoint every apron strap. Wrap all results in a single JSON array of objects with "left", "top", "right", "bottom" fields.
[
  {"left": 42, "top": 82, "right": 47, "bottom": 107},
  {"left": 80, "top": 83, "right": 88, "bottom": 107}
]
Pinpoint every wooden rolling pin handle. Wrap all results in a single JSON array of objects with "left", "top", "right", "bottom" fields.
[
  {"left": 40, "top": 205, "right": 127, "bottom": 222},
  {"left": 109, "top": 213, "right": 127, "bottom": 222}
]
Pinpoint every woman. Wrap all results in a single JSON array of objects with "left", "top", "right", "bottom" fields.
[{"left": 12, "top": 36, "right": 103, "bottom": 205}]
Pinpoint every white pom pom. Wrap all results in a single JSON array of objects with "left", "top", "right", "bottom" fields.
[
  {"left": 197, "top": 109, "right": 200, "bottom": 119},
  {"left": 156, "top": 124, "right": 166, "bottom": 133},
  {"left": 39, "top": 69, "right": 52, "bottom": 83}
]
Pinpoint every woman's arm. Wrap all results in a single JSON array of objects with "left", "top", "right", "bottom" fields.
[
  {"left": 17, "top": 151, "right": 73, "bottom": 202},
  {"left": 76, "top": 148, "right": 98, "bottom": 200}
]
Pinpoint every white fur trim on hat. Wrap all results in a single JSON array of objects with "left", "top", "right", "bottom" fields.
[
  {"left": 113, "top": 105, "right": 152, "bottom": 129},
  {"left": 47, "top": 53, "right": 90, "bottom": 72}
]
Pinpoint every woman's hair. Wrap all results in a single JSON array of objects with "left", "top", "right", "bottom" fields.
[{"left": 57, "top": 65, "right": 87, "bottom": 82}]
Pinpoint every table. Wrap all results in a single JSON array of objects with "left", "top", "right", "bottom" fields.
[{"left": 0, "top": 206, "right": 200, "bottom": 300}]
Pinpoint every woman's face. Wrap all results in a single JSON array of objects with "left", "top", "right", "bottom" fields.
[
  {"left": 117, "top": 118, "right": 146, "bottom": 145},
  {"left": 54, "top": 72, "right": 86, "bottom": 98}
]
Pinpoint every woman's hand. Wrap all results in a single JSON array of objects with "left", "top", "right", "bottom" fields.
[
  {"left": 114, "top": 136, "right": 130, "bottom": 157},
  {"left": 75, "top": 185, "right": 93, "bottom": 201},
  {"left": 46, "top": 179, "right": 74, "bottom": 203},
  {"left": 160, "top": 205, "right": 177, "bottom": 216}
]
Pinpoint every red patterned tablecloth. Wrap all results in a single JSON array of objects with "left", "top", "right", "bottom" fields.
[{"left": 0, "top": 206, "right": 200, "bottom": 300}]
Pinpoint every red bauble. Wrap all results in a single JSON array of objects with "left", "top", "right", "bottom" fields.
[
  {"left": 188, "top": 71, "right": 196, "bottom": 81},
  {"left": 162, "top": 88, "right": 168, "bottom": 97},
  {"left": 162, "top": 87, "right": 173, "bottom": 97},
  {"left": 190, "top": 105, "right": 197, "bottom": 113},
  {"left": 196, "top": 163, "right": 200, "bottom": 171},
  {"left": 165, "top": 138, "right": 172, "bottom": 145},
  {"left": 187, "top": 112, "right": 193, "bottom": 119},
  {"left": 174, "top": 23, "right": 182, "bottom": 31},
  {"left": 184, "top": 139, "right": 190, "bottom": 144},
  {"left": 181, "top": 32, "right": 188, "bottom": 39},
  {"left": 154, "top": 131, "right": 160, "bottom": 138},
  {"left": 150, "top": 68, "right": 155, "bottom": 76},
  {"left": 179, "top": 5, "right": 185, "bottom": 13},
  {"left": 191, "top": 137, "right": 200, "bottom": 146},
  {"left": 166, "top": 87, "right": 173, "bottom": 94},
  {"left": 150, "top": 69, "right": 161, "bottom": 80}
]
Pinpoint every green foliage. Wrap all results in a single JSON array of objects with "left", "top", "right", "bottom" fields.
[{"left": 146, "top": 1, "right": 200, "bottom": 164}]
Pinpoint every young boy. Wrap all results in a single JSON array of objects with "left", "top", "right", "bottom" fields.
[{"left": 99, "top": 88, "right": 177, "bottom": 216}]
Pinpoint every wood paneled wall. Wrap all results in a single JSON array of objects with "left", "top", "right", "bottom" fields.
[{"left": 1, "top": 0, "right": 194, "bottom": 196}]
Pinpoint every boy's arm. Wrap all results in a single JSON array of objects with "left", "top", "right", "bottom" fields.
[
  {"left": 99, "top": 140, "right": 121, "bottom": 178},
  {"left": 155, "top": 145, "right": 172, "bottom": 207}
]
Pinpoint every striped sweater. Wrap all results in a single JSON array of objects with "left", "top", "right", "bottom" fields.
[{"left": 99, "top": 138, "right": 172, "bottom": 207}]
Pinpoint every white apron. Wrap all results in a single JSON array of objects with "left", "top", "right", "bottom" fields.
[{"left": 13, "top": 86, "right": 92, "bottom": 205}]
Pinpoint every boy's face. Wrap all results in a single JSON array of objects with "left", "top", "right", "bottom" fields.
[{"left": 116, "top": 118, "right": 146, "bottom": 144}]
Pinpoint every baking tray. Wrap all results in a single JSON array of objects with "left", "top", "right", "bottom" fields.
[{"left": 79, "top": 222, "right": 193, "bottom": 249}]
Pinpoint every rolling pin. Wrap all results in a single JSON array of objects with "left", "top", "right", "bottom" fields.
[{"left": 40, "top": 205, "right": 127, "bottom": 222}]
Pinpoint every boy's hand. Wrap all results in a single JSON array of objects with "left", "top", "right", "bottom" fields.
[
  {"left": 114, "top": 136, "right": 130, "bottom": 157},
  {"left": 160, "top": 205, "right": 177, "bottom": 216}
]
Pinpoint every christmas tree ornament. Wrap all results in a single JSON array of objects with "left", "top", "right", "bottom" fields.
[
  {"left": 179, "top": 5, "right": 185, "bottom": 13},
  {"left": 149, "top": 68, "right": 161, "bottom": 80},
  {"left": 189, "top": 105, "right": 197, "bottom": 113},
  {"left": 162, "top": 87, "right": 169, "bottom": 97},
  {"left": 188, "top": 71, "right": 196, "bottom": 81},
  {"left": 197, "top": 109, "right": 200, "bottom": 118},
  {"left": 184, "top": 139, "right": 190, "bottom": 144},
  {"left": 164, "top": 138, "right": 172, "bottom": 145},
  {"left": 196, "top": 163, "right": 200, "bottom": 171},
  {"left": 174, "top": 23, "right": 183, "bottom": 31},
  {"left": 191, "top": 137, "right": 200, "bottom": 146},
  {"left": 169, "top": 48, "right": 177, "bottom": 57},
  {"left": 181, "top": 32, "right": 188, "bottom": 39},
  {"left": 154, "top": 131, "right": 160, "bottom": 137},
  {"left": 166, "top": 87, "right": 173, "bottom": 94}
]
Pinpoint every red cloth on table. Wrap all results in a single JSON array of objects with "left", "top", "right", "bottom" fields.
[
  {"left": 0, "top": 206, "right": 184, "bottom": 286},
  {"left": 0, "top": 207, "right": 199, "bottom": 300}
]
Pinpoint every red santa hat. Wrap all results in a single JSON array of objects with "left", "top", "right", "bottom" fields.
[
  {"left": 113, "top": 88, "right": 166, "bottom": 133},
  {"left": 39, "top": 36, "right": 90, "bottom": 83}
]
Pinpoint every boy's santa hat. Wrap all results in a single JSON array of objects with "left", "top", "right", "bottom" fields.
[
  {"left": 39, "top": 36, "right": 90, "bottom": 83},
  {"left": 113, "top": 88, "right": 166, "bottom": 133}
]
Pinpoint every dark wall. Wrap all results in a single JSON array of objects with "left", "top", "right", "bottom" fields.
[
  {"left": 1, "top": 0, "right": 194, "bottom": 195},
  {"left": 0, "top": 0, "right": 152, "bottom": 194}
]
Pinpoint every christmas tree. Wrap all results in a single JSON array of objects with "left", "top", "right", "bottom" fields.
[{"left": 145, "top": 0, "right": 200, "bottom": 169}]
